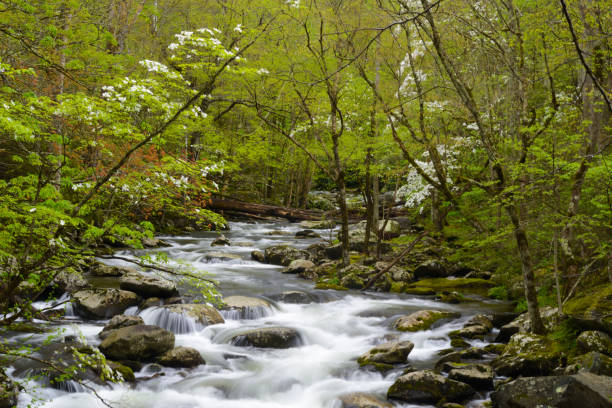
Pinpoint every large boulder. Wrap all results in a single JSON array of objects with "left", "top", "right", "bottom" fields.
[
  {"left": 565, "top": 284, "right": 612, "bottom": 336},
  {"left": 450, "top": 315, "right": 493, "bottom": 340},
  {"left": 284, "top": 259, "right": 316, "bottom": 275},
  {"left": 162, "top": 304, "right": 225, "bottom": 326},
  {"left": 394, "top": 310, "right": 460, "bottom": 332},
  {"left": 230, "top": 327, "right": 302, "bottom": 348},
  {"left": 491, "top": 372, "right": 612, "bottom": 408},
  {"left": 157, "top": 346, "right": 205, "bottom": 368},
  {"left": 264, "top": 245, "right": 310, "bottom": 266},
  {"left": 99, "top": 325, "right": 175, "bottom": 361},
  {"left": 222, "top": 296, "right": 271, "bottom": 319},
  {"left": 358, "top": 341, "right": 414, "bottom": 370},
  {"left": 338, "top": 393, "right": 392, "bottom": 408},
  {"left": 49, "top": 269, "right": 90, "bottom": 295},
  {"left": 413, "top": 260, "right": 448, "bottom": 279},
  {"left": 492, "top": 333, "right": 563, "bottom": 377},
  {"left": 566, "top": 352, "right": 612, "bottom": 376},
  {"left": 387, "top": 370, "right": 475, "bottom": 404},
  {"left": 72, "top": 288, "right": 140, "bottom": 319},
  {"left": 119, "top": 271, "right": 178, "bottom": 298},
  {"left": 447, "top": 363, "right": 494, "bottom": 389},
  {"left": 89, "top": 262, "right": 132, "bottom": 277},
  {"left": 577, "top": 331, "right": 612, "bottom": 356},
  {"left": 98, "top": 314, "right": 144, "bottom": 340}
]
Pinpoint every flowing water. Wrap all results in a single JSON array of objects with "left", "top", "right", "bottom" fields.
[{"left": 15, "top": 221, "right": 510, "bottom": 408}]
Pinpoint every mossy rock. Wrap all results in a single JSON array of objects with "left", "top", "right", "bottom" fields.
[
  {"left": 107, "top": 361, "right": 135, "bottom": 382},
  {"left": 565, "top": 284, "right": 612, "bottom": 335},
  {"left": 387, "top": 369, "right": 475, "bottom": 404},
  {"left": 451, "top": 338, "right": 470, "bottom": 348},
  {"left": 567, "top": 352, "right": 612, "bottom": 376},
  {"left": 492, "top": 333, "right": 564, "bottom": 377},
  {"left": 403, "top": 287, "right": 437, "bottom": 296},
  {"left": 390, "top": 282, "right": 408, "bottom": 293},
  {"left": 395, "top": 310, "right": 460, "bottom": 332},
  {"left": 315, "top": 282, "right": 349, "bottom": 291},
  {"left": 406, "top": 278, "right": 495, "bottom": 296}
]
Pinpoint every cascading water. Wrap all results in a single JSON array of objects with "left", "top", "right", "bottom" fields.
[{"left": 15, "top": 221, "right": 511, "bottom": 408}]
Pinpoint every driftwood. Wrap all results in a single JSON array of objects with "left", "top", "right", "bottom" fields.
[{"left": 209, "top": 198, "right": 323, "bottom": 221}]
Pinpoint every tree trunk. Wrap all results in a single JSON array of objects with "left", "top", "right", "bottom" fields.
[{"left": 336, "top": 171, "right": 350, "bottom": 267}]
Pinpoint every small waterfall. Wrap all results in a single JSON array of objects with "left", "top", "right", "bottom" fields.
[
  {"left": 221, "top": 305, "right": 271, "bottom": 320},
  {"left": 139, "top": 307, "right": 199, "bottom": 334},
  {"left": 55, "top": 380, "right": 86, "bottom": 393}
]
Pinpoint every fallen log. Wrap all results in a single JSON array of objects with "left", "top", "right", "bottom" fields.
[{"left": 209, "top": 198, "right": 324, "bottom": 221}]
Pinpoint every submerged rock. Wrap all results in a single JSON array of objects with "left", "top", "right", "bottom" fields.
[
  {"left": 339, "top": 393, "right": 392, "bottom": 408},
  {"left": 119, "top": 271, "right": 178, "bottom": 298},
  {"left": 387, "top": 370, "right": 475, "bottom": 404},
  {"left": 72, "top": 288, "right": 140, "bottom": 319},
  {"left": 211, "top": 235, "right": 230, "bottom": 246},
  {"left": 157, "top": 346, "right": 205, "bottom": 368},
  {"left": 268, "top": 291, "right": 313, "bottom": 304},
  {"left": 491, "top": 372, "right": 612, "bottom": 408},
  {"left": 98, "top": 314, "right": 144, "bottom": 340},
  {"left": 230, "top": 327, "right": 302, "bottom": 348},
  {"left": 99, "top": 325, "right": 175, "bottom": 361},
  {"left": 358, "top": 341, "right": 414, "bottom": 370},
  {"left": 394, "top": 310, "right": 460, "bottom": 332},
  {"left": 222, "top": 296, "right": 271, "bottom": 319}
]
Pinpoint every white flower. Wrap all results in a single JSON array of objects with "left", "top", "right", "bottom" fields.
[
  {"left": 29, "top": 208, "right": 36, "bottom": 213},
  {"left": 234, "top": 24, "right": 243, "bottom": 33}
]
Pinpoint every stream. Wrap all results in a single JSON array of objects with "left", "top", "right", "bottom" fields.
[{"left": 16, "top": 221, "right": 511, "bottom": 408}]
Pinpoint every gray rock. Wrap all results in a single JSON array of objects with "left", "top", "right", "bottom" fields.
[
  {"left": 299, "top": 220, "right": 336, "bottom": 229},
  {"left": 222, "top": 296, "right": 270, "bottom": 319},
  {"left": 204, "top": 252, "right": 242, "bottom": 262},
  {"left": 119, "top": 271, "right": 178, "bottom": 298},
  {"left": 99, "top": 314, "right": 144, "bottom": 340},
  {"left": 99, "top": 325, "right": 175, "bottom": 361},
  {"left": 492, "top": 333, "right": 563, "bottom": 377},
  {"left": 268, "top": 291, "right": 313, "bottom": 304},
  {"left": 49, "top": 269, "right": 90, "bottom": 295},
  {"left": 566, "top": 352, "right": 612, "bottom": 376},
  {"left": 72, "top": 288, "right": 141, "bottom": 319},
  {"left": 413, "top": 260, "right": 448, "bottom": 279},
  {"left": 157, "top": 346, "right": 205, "bottom": 368},
  {"left": 295, "top": 230, "right": 321, "bottom": 238},
  {"left": 491, "top": 372, "right": 612, "bottom": 408},
  {"left": 394, "top": 310, "right": 460, "bottom": 332},
  {"left": 387, "top": 370, "right": 475, "bottom": 404},
  {"left": 324, "top": 244, "right": 343, "bottom": 260},
  {"left": 231, "top": 327, "right": 302, "bottom": 348},
  {"left": 339, "top": 393, "right": 392, "bottom": 408},
  {"left": 251, "top": 250, "right": 266, "bottom": 262},
  {"left": 577, "top": 331, "right": 612, "bottom": 356},
  {"left": 447, "top": 363, "right": 494, "bottom": 389},
  {"left": 264, "top": 245, "right": 310, "bottom": 266},
  {"left": 358, "top": 341, "right": 414, "bottom": 366},
  {"left": 284, "top": 259, "right": 316, "bottom": 275},
  {"left": 211, "top": 234, "right": 231, "bottom": 246},
  {"left": 89, "top": 262, "right": 133, "bottom": 277}
]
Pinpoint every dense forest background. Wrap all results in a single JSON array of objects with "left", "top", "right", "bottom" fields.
[{"left": 0, "top": 0, "right": 610, "bottom": 332}]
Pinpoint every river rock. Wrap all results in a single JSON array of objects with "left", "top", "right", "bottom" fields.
[
  {"left": 89, "top": 262, "right": 133, "bottom": 277},
  {"left": 99, "top": 325, "right": 175, "bottom": 361},
  {"left": 72, "top": 288, "right": 140, "bottom": 319},
  {"left": 230, "top": 327, "right": 302, "bottom": 348},
  {"left": 211, "top": 234, "right": 230, "bottom": 246},
  {"left": 339, "top": 393, "right": 392, "bottom": 408},
  {"left": 577, "top": 330, "right": 612, "bottom": 356},
  {"left": 492, "top": 333, "right": 563, "bottom": 377},
  {"left": 157, "top": 346, "right": 205, "bottom": 368},
  {"left": 205, "top": 252, "right": 243, "bottom": 262},
  {"left": 447, "top": 363, "right": 494, "bottom": 389},
  {"left": 491, "top": 372, "right": 612, "bottom": 408},
  {"left": 251, "top": 250, "right": 266, "bottom": 262},
  {"left": 268, "top": 291, "right": 313, "bottom": 304},
  {"left": 299, "top": 220, "right": 336, "bottom": 229},
  {"left": 162, "top": 304, "right": 225, "bottom": 326},
  {"left": 119, "top": 271, "right": 178, "bottom": 298},
  {"left": 48, "top": 269, "right": 90, "bottom": 295},
  {"left": 394, "top": 310, "right": 460, "bottom": 332},
  {"left": 566, "top": 352, "right": 612, "bottom": 376},
  {"left": 358, "top": 341, "right": 414, "bottom": 369},
  {"left": 98, "top": 314, "right": 144, "bottom": 340},
  {"left": 284, "top": 259, "right": 316, "bottom": 275},
  {"left": 450, "top": 315, "right": 493, "bottom": 340},
  {"left": 295, "top": 229, "right": 321, "bottom": 238},
  {"left": 264, "top": 245, "right": 310, "bottom": 266},
  {"left": 387, "top": 370, "right": 475, "bottom": 404}
]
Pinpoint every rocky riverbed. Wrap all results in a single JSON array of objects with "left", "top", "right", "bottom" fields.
[{"left": 2, "top": 220, "right": 611, "bottom": 408}]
